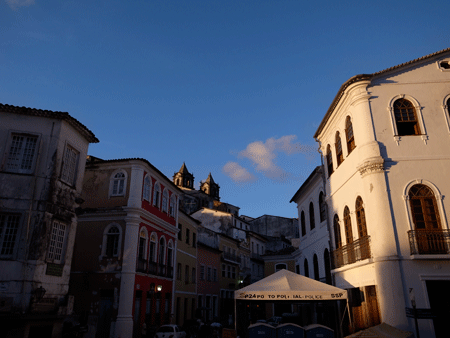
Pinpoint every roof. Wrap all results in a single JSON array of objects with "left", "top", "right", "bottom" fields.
[
  {"left": 235, "top": 269, "right": 347, "bottom": 300},
  {"left": 314, "top": 47, "right": 450, "bottom": 139},
  {"left": 177, "top": 162, "right": 192, "bottom": 175},
  {"left": 290, "top": 166, "right": 323, "bottom": 203},
  {"left": 0, "top": 103, "right": 99, "bottom": 143},
  {"left": 86, "top": 157, "right": 182, "bottom": 194}
]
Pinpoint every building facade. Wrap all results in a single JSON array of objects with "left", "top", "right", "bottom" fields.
[
  {"left": 314, "top": 48, "right": 450, "bottom": 337},
  {"left": 70, "top": 157, "right": 181, "bottom": 338},
  {"left": 0, "top": 104, "right": 98, "bottom": 338}
]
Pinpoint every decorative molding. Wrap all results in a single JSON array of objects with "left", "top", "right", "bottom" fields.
[{"left": 357, "top": 158, "right": 384, "bottom": 177}]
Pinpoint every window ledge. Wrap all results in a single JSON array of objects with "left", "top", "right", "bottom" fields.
[{"left": 410, "top": 254, "right": 450, "bottom": 260}]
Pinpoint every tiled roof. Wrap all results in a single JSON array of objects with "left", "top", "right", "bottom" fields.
[
  {"left": 314, "top": 47, "right": 450, "bottom": 138},
  {"left": 0, "top": 103, "right": 99, "bottom": 143}
]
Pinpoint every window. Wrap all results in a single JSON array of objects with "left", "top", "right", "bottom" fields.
[
  {"left": 355, "top": 197, "right": 368, "bottom": 238},
  {"left": 232, "top": 266, "right": 236, "bottom": 279},
  {"left": 326, "top": 145, "right": 333, "bottom": 177},
  {"left": 178, "top": 223, "right": 182, "bottom": 240},
  {"left": 222, "top": 264, "right": 226, "bottom": 277},
  {"left": 138, "top": 228, "right": 147, "bottom": 260},
  {"left": 104, "top": 225, "right": 120, "bottom": 257},
  {"left": 61, "top": 145, "right": 79, "bottom": 185},
  {"left": 301, "top": 211, "right": 306, "bottom": 237},
  {"left": 207, "top": 267, "right": 211, "bottom": 281},
  {"left": 335, "top": 132, "right": 344, "bottom": 166},
  {"left": 162, "top": 189, "right": 169, "bottom": 213},
  {"left": 200, "top": 265, "right": 205, "bottom": 280},
  {"left": 192, "top": 233, "right": 196, "bottom": 248},
  {"left": 333, "top": 214, "right": 342, "bottom": 249},
  {"left": 153, "top": 182, "right": 161, "bottom": 208},
  {"left": 442, "top": 95, "right": 450, "bottom": 133},
  {"left": 192, "top": 268, "right": 196, "bottom": 283},
  {"left": 213, "top": 268, "right": 217, "bottom": 281},
  {"left": 185, "top": 228, "right": 190, "bottom": 245},
  {"left": 110, "top": 170, "right": 127, "bottom": 196},
  {"left": 394, "top": 98, "right": 420, "bottom": 136},
  {"left": 5, "top": 133, "right": 39, "bottom": 174},
  {"left": 149, "top": 233, "right": 157, "bottom": 263},
  {"left": 143, "top": 175, "right": 151, "bottom": 201},
  {"left": 227, "top": 265, "right": 231, "bottom": 278},
  {"left": 313, "top": 254, "right": 319, "bottom": 281},
  {"left": 0, "top": 213, "right": 20, "bottom": 257},
  {"left": 345, "top": 116, "right": 355, "bottom": 154},
  {"left": 167, "top": 241, "right": 174, "bottom": 269},
  {"left": 319, "top": 192, "right": 327, "bottom": 222},
  {"left": 409, "top": 184, "right": 441, "bottom": 230},
  {"left": 309, "top": 202, "right": 315, "bottom": 230},
  {"left": 343, "top": 206, "right": 353, "bottom": 245},
  {"left": 177, "top": 263, "right": 182, "bottom": 280},
  {"left": 304, "top": 259, "right": 309, "bottom": 278},
  {"left": 47, "top": 220, "right": 67, "bottom": 264},
  {"left": 275, "top": 263, "right": 286, "bottom": 272},
  {"left": 169, "top": 196, "right": 176, "bottom": 217},
  {"left": 158, "top": 237, "right": 166, "bottom": 265},
  {"left": 185, "top": 265, "right": 189, "bottom": 284}
]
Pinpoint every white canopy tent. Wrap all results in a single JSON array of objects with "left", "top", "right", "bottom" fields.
[{"left": 235, "top": 269, "right": 347, "bottom": 301}]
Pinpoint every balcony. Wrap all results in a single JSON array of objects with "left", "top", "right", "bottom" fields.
[
  {"left": 408, "top": 230, "right": 450, "bottom": 255},
  {"left": 222, "top": 252, "right": 241, "bottom": 263},
  {"left": 251, "top": 253, "right": 263, "bottom": 261},
  {"left": 136, "top": 259, "right": 173, "bottom": 278},
  {"left": 332, "top": 235, "right": 371, "bottom": 269}
]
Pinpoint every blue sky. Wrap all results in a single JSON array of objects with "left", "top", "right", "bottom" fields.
[{"left": 2, "top": 0, "right": 449, "bottom": 218}]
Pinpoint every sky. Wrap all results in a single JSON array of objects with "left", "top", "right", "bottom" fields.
[{"left": 1, "top": 0, "right": 449, "bottom": 219}]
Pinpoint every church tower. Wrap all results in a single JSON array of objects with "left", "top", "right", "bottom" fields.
[
  {"left": 173, "top": 163, "right": 194, "bottom": 189},
  {"left": 200, "top": 173, "right": 220, "bottom": 200}
]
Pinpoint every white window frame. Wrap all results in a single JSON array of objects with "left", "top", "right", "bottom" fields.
[
  {"left": 102, "top": 223, "right": 122, "bottom": 258},
  {"left": 162, "top": 189, "right": 169, "bottom": 213},
  {"left": 153, "top": 182, "right": 161, "bottom": 208},
  {"left": 169, "top": 195, "right": 176, "bottom": 218},
  {"left": 60, "top": 143, "right": 80, "bottom": 186},
  {"left": 143, "top": 175, "right": 152, "bottom": 201},
  {"left": 149, "top": 233, "right": 158, "bottom": 263},
  {"left": 47, "top": 220, "right": 68, "bottom": 264},
  {"left": 387, "top": 94, "right": 427, "bottom": 145},
  {"left": 3, "top": 132, "right": 40, "bottom": 174},
  {"left": 109, "top": 169, "right": 127, "bottom": 197},
  {"left": 0, "top": 213, "right": 21, "bottom": 258},
  {"left": 138, "top": 227, "right": 148, "bottom": 260},
  {"left": 442, "top": 94, "right": 450, "bottom": 134}
]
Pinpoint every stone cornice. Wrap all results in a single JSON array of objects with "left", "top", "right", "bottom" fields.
[{"left": 357, "top": 157, "right": 385, "bottom": 177}]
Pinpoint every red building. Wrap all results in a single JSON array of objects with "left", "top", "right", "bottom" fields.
[{"left": 70, "top": 157, "right": 181, "bottom": 338}]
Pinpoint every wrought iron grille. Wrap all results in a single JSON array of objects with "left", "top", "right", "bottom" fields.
[
  {"left": 408, "top": 230, "right": 450, "bottom": 255},
  {"left": 332, "top": 235, "right": 371, "bottom": 269}
]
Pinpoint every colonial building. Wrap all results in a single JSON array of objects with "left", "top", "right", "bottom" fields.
[
  {"left": 314, "top": 48, "right": 450, "bottom": 337},
  {"left": 70, "top": 157, "right": 181, "bottom": 338},
  {"left": 174, "top": 211, "right": 199, "bottom": 327},
  {"left": 0, "top": 104, "right": 98, "bottom": 338}
]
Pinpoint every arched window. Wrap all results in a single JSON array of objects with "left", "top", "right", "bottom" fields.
[
  {"left": 153, "top": 182, "right": 161, "bottom": 208},
  {"left": 162, "top": 189, "right": 169, "bottom": 213},
  {"left": 326, "top": 145, "right": 333, "bottom": 177},
  {"left": 344, "top": 206, "right": 355, "bottom": 263},
  {"left": 301, "top": 211, "right": 306, "bottom": 237},
  {"left": 335, "top": 132, "right": 344, "bottom": 166},
  {"left": 324, "top": 249, "right": 332, "bottom": 285},
  {"left": 159, "top": 237, "right": 166, "bottom": 265},
  {"left": 138, "top": 228, "right": 147, "bottom": 260},
  {"left": 149, "top": 233, "right": 157, "bottom": 274},
  {"left": 303, "top": 259, "right": 309, "bottom": 278},
  {"left": 333, "top": 214, "right": 342, "bottom": 249},
  {"left": 345, "top": 116, "right": 356, "bottom": 154},
  {"left": 408, "top": 184, "right": 445, "bottom": 254},
  {"left": 355, "top": 197, "right": 368, "bottom": 238},
  {"left": 275, "top": 263, "right": 287, "bottom": 272},
  {"left": 394, "top": 98, "right": 420, "bottom": 136},
  {"left": 167, "top": 241, "right": 174, "bottom": 271},
  {"left": 319, "top": 192, "right": 327, "bottom": 222},
  {"left": 309, "top": 202, "right": 315, "bottom": 230},
  {"left": 110, "top": 170, "right": 127, "bottom": 196},
  {"left": 409, "top": 184, "right": 441, "bottom": 230},
  {"left": 143, "top": 175, "right": 152, "bottom": 201},
  {"left": 103, "top": 224, "right": 121, "bottom": 257},
  {"left": 169, "top": 195, "right": 176, "bottom": 217},
  {"left": 313, "top": 254, "right": 319, "bottom": 281}
]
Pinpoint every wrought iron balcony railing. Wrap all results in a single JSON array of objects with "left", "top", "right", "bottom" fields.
[
  {"left": 136, "top": 259, "right": 173, "bottom": 278},
  {"left": 408, "top": 230, "right": 450, "bottom": 255},
  {"left": 222, "top": 252, "right": 241, "bottom": 263},
  {"left": 332, "top": 235, "right": 371, "bottom": 269}
]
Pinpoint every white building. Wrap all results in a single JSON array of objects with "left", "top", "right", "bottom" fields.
[
  {"left": 0, "top": 104, "right": 98, "bottom": 338},
  {"left": 314, "top": 48, "right": 450, "bottom": 337}
]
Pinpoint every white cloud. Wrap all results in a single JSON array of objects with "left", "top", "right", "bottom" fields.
[
  {"left": 238, "top": 135, "right": 315, "bottom": 182},
  {"left": 6, "top": 0, "right": 35, "bottom": 10},
  {"left": 222, "top": 161, "right": 256, "bottom": 184}
]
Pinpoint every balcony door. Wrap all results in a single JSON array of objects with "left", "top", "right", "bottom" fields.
[{"left": 409, "top": 184, "right": 445, "bottom": 254}]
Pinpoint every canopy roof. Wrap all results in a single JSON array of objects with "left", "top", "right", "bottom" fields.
[{"left": 235, "top": 269, "right": 347, "bottom": 301}]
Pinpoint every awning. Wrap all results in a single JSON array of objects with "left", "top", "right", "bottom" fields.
[{"left": 235, "top": 269, "right": 347, "bottom": 301}]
